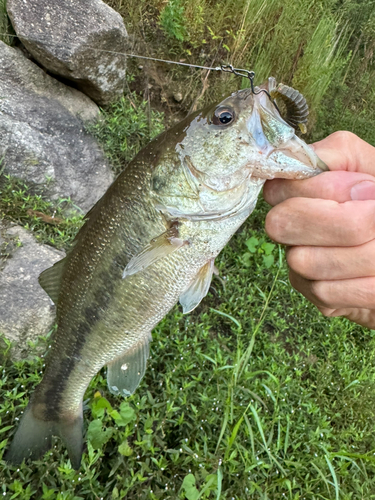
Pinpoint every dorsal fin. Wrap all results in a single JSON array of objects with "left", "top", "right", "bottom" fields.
[
  {"left": 38, "top": 257, "right": 67, "bottom": 305},
  {"left": 107, "top": 335, "right": 151, "bottom": 397}
]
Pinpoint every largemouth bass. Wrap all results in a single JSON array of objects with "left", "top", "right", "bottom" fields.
[{"left": 6, "top": 79, "right": 326, "bottom": 468}]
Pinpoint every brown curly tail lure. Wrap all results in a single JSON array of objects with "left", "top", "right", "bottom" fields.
[{"left": 221, "top": 64, "right": 309, "bottom": 134}]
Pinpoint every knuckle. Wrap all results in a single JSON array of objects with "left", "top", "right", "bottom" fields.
[
  {"left": 265, "top": 200, "right": 295, "bottom": 243},
  {"left": 286, "top": 247, "right": 314, "bottom": 279},
  {"left": 317, "top": 306, "right": 344, "bottom": 318},
  {"left": 263, "top": 180, "right": 277, "bottom": 205},
  {"left": 318, "top": 307, "right": 333, "bottom": 317},
  {"left": 345, "top": 206, "right": 375, "bottom": 245},
  {"left": 288, "top": 269, "right": 305, "bottom": 295},
  {"left": 265, "top": 209, "right": 280, "bottom": 241},
  {"left": 310, "top": 280, "right": 330, "bottom": 307},
  {"left": 288, "top": 269, "right": 298, "bottom": 289},
  {"left": 329, "top": 130, "right": 358, "bottom": 148}
]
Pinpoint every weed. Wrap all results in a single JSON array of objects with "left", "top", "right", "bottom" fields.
[
  {"left": 88, "top": 93, "right": 165, "bottom": 176},
  {"left": 0, "top": 175, "right": 83, "bottom": 250},
  {"left": 160, "top": 0, "right": 187, "bottom": 42},
  {"left": 0, "top": 0, "right": 14, "bottom": 46}
]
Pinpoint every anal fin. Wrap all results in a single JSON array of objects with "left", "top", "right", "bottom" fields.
[
  {"left": 107, "top": 335, "right": 151, "bottom": 397},
  {"left": 179, "top": 259, "right": 214, "bottom": 314},
  {"left": 122, "top": 223, "right": 188, "bottom": 279}
]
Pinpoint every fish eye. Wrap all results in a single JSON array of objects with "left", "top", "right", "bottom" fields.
[{"left": 212, "top": 107, "right": 235, "bottom": 126}]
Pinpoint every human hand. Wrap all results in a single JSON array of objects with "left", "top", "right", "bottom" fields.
[{"left": 264, "top": 131, "right": 375, "bottom": 329}]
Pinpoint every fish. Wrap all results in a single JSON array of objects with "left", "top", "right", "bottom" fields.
[{"left": 5, "top": 77, "right": 327, "bottom": 469}]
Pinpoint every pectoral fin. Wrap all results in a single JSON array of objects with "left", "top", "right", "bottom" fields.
[
  {"left": 122, "top": 223, "right": 187, "bottom": 278},
  {"left": 179, "top": 259, "right": 214, "bottom": 314},
  {"left": 107, "top": 335, "right": 151, "bottom": 397}
]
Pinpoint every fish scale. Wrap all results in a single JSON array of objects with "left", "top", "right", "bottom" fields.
[{"left": 6, "top": 82, "right": 327, "bottom": 468}]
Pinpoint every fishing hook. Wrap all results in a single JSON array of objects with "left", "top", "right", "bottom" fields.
[{"left": 220, "top": 64, "right": 281, "bottom": 115}]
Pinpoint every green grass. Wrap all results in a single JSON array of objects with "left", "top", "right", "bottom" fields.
[
  {"left": 0, "top": 174, "right": 84, "bottom": 250},
  {"left": 105, "top": 0, "right": 375, "bottom": 143},
  {"left": 1, "top": 207, "right": 375, "bottom": 498},
  {"left": 107, "top": 0, "right": 353, "bottom": 124},
  {"left": 0, "top": 0, "right": 14, "bottom": 45},
  {"left": 87, "top": 92, "right": 165, "bottom": 176}
]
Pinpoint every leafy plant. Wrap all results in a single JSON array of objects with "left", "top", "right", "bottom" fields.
[
  {"left": 242, "top": 235, "right": 276, "bottom": 269},
  {"left": 159, "top": 0, "right": 187, "bottom": 42}
]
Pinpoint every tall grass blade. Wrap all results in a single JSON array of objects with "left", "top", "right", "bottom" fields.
[
  {"left": 244, "top": 414, "right": 255, "bottom": 459},
  {"left": 324, "top": 455, "right": 340, "bottom": 500},
  {"left": 215, "top": 408, "right": 229, "bottom": 454},
  {"left": 224, "top": 409, "right": 247, "bottom": 460},
  {"left": 249, "top": 404, "right": 267, "bottom": 449},
  {"left": 311, "top": 461, "right": 331, "bottom": 497},
  {"left": 216, "top": 467, "right": 223, "bottom": 500},
  {"left": 210, "top": 308, "right": 242, "bottom": 329},
  {"left": 284, "top": 415, "right": 290, "bottom": 455}
]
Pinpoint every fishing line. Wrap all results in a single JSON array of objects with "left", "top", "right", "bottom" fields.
[
  {"left": 0, "top": 32, "right": 222, "bottom": 71},
  {"left": 0, "top": 32, "right": 280, "bottom": 109}
]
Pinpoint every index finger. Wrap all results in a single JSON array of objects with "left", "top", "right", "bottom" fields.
[
  {"left": 265, "top": 197, "right": 375, "bottom": 246},
  {"left": 264, "top": 171, "right": 375, "bottom": 206}
]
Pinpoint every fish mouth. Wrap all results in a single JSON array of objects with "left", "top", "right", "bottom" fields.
[
  {"left": 250, "top": 136, "right": 328, "bottom": 180},
  {"left": 246, "top": 88, "right": 328, "bottom": 179},
  {"left": 274, "top": 136, "right": 328, "bottom": 171}
]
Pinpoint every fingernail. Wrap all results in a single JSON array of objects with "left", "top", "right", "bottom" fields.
[{"left": 351, "top": 181, "right": 375, "bottom": 200}]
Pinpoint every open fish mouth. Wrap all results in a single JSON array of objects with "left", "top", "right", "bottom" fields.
[
  {"left": 264, "top": 136, "right": 329, "bottom": 179},
  {"left": 248, "top": 143, "right": 327, "bottom": 181},
  {"left": 245, "top": 86, "right": 328, "bottom": 180}
]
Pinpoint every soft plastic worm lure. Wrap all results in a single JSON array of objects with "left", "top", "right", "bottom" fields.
[{"left": 270, "top": 83, "right": 309, "bottom": 134}]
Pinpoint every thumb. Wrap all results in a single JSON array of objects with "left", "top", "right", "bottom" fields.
[{"left": 264, "top": 170, "right": 375, "bottom": 205}]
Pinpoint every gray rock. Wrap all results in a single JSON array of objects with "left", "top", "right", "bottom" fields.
[
  {"left": 0, "top": 41, "right": 114, "bottom": 213},
  {"left": 7, "top": 0, "right": 128, "bottom": 105},
  {"left": 0, "top": 222, "right": 65, "bottom": 359}
]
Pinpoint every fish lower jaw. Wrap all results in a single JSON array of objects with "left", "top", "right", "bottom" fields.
[{"left": 250, "top": 160, "right": 321, "bottom": 180}]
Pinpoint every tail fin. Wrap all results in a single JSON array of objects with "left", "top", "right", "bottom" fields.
[{"left": 5, "top": 403, "right": 83, "bottom": 469}]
